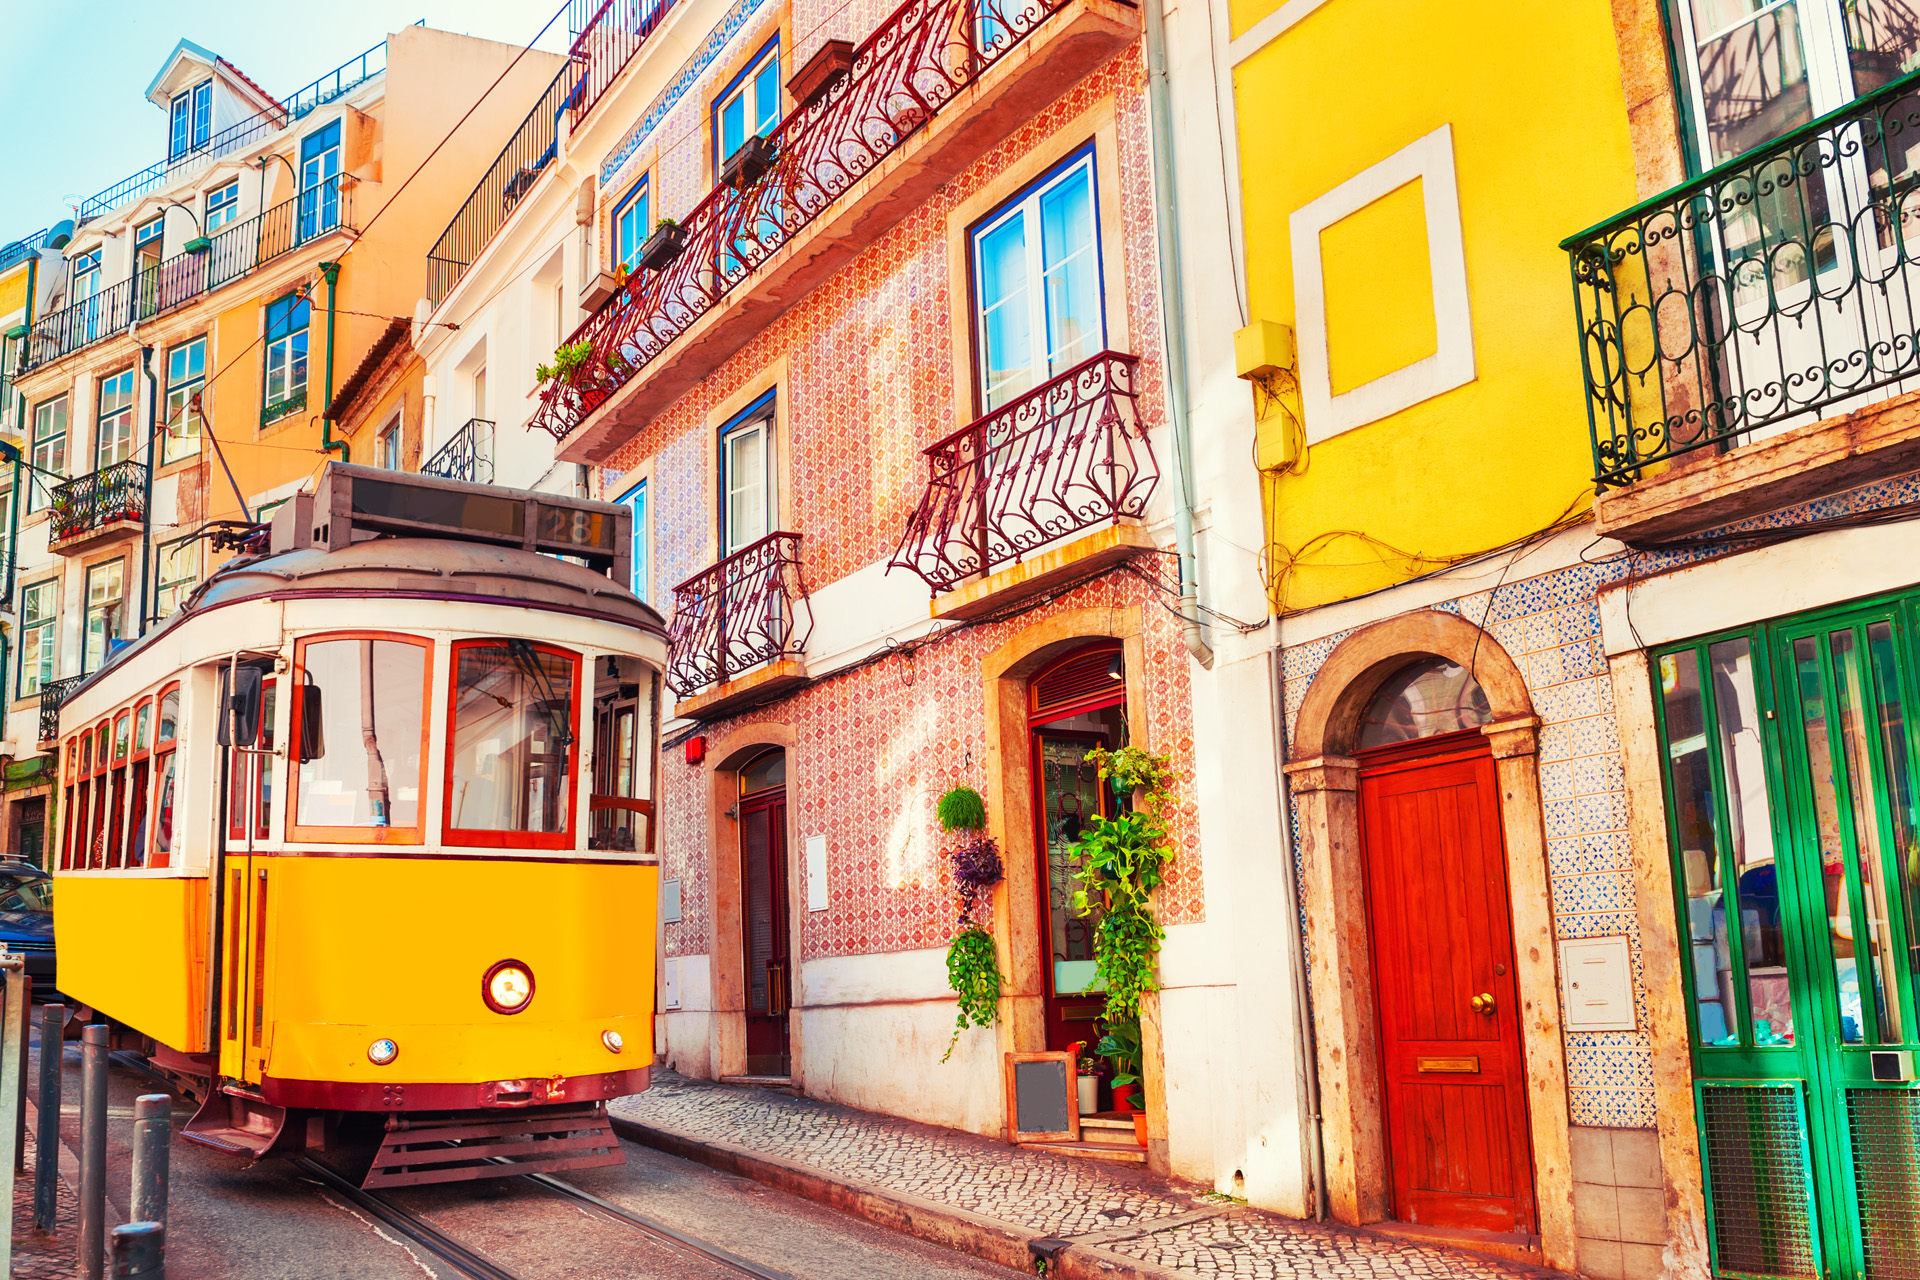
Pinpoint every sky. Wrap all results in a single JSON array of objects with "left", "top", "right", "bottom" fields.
[{"left": 0, "top": 0, "right": 572, "bottom": 238}]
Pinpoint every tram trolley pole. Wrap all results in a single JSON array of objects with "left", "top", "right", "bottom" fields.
[
  {"left": 0, "top": 953, "right": 28, "bottom": 1278},
  {"left": 80, "top": 1023, "right": 109, "bottom": 1280},
  {"left": 131, "top": 1094, "right": 171, "bottom": 1225},
  {"left": 111, "top": 1221, "right": 164, "bottom": 1278},
  {"left": 35, "top": 1002, "right": 65, "bottom": 1230}
]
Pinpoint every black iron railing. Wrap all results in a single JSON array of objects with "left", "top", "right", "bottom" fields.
[
  {"left": 428, "top": 68, "right": 581, "bottom": 305},
  {"left": 25, "top": 176, "right": 351, "bottom": 372},
  {"left": 890, "top": 351, "right": 1154, "bottom": 592},
  {"left": 37, "top": 676, "right": 82, "bottom": 746},
  {"left": 1567, "top": 70, "right": 1920, "bottom": 489},
  {"left": 665, "top": 532, "right": 813, "bottom": 698},
  {"left": 75, "top": 33, "right": 398, "bottom": 224},
  {"left": 420, "top": 418, "right": 496, "bottom": 483},
  {"left": 568, "top": 0, "right": 681, "bottom": 130},
  {"left": 49, "top": 459, "right": 147, "bottom": 544}
]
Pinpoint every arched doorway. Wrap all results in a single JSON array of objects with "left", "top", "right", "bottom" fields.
[
  {"left": 737, "top": 747, "right": 790, "bottom": 1076},
  {"left": 1354, "top": 658, "right": 1536, "bottom": 1235},
  {"left": 1028, "top": 641, "right": 1127, "bottom": 1055}
]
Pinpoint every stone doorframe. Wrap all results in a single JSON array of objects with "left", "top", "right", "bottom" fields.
[
  {"left": 1282, "top": 610, "right": 1578, "bottom": 1271},
  {"left": 979, "top": 605, "right": 1173, "bottom": 1171},
  {"left": 702, "top": 722, "right": 803, "bottom": 1086}
]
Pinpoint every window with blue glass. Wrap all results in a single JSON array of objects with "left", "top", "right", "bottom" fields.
[
  {"left": 613, "top": 179, "right": 650, "bottom": 275},
  {"left": 619, "top": 479, "right": 649, "bottom": 602},
  {"left": 168, "top": 80, "right": 212, "bottom": 161},
  {"left": 714, "top": 40, "right": 781, "bottom": 171},
  {"left": 206, "top": 182, "right": 240, "bottom": 233},
  {"left": 299, "top": 121, "right": 343, "bottom": 239},
  {"left": 969, "top": 145, "right": 1105, "bottom": 412},
  {"left": 263, "top": 293, "right": 311, "bottom": 421}
]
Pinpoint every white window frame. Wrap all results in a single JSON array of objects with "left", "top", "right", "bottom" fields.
[
  {"left": 164, "top": 337, "right": 206, "bottom": 465},
  {"left": 154, "top": 538, "right": 202, "bottom": 618},
  {"left": 1668, "top": 0, "right": 1863, "bottom": 170},
  {"left": 17, "top": 579, "right": 57, "bottom": 697},
  {"left": 377, "top": 416, "right": 402, "bottom": 470},
  {"left": 83, "top": 558, "right": 126, "bottom": 676},
  {"left": 613, "top": 180, "right": 650, "bottom": 274},
  {"left": 715, "top": 42, "right": 781, "bottom": 168},
  {"left": 619, "top": 479, "right": 650, "bottom": 602},
  {"left": 206, "top": 182, "right": 240, "bottom": 233},
  {"left": 719, "top": 397, "right": 775, "bottom": 556},
  {"left": 28, "top": 396, "right": 67, "bottom": 513},
  {"left": 95, "top": 368, "right": 137, "bottom": 469}
]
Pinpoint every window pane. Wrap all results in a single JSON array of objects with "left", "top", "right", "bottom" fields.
[
  {"left": 158, "top": 689, "right": 179, "bottom": 741},
  {"left": 295, "top": 639, "right": 427, "bottom": 831},
  {"left": 753, "top": 58, "right": 780, "bottom": 134},
  {"left": 1039, "top": 166, "right": 1101, "bottom": 373},
  {"left": 1664, "top": 649, "right": 1740, "bottom": 1046},
  {"left": 724, "top": 425, "right": 767, "bottom": 551},
  {"left": 448, "top": 644, "right": 576, "bottom": 834},
  {"left": 1709, "top": 637, "right": 1794, "bottom": 1045},
  {"left": 152, "top": 751, "right": 176, "bottom": 863},
  {"left": 1686, "top": 0, "right": 1812, "bottom": 165},
  {"left": 1357, "top": 657, "right": 1493, "bottom": 749},
  {"left": 977, "top": 216, "right": 1032, "bottom": 408},
  {"left": 1866, "top": 622, "right": 1920, "bottom": 1025},
  {"left": 1830, "top": 627, "right": 1905, "bottom": 1044},
  {"left": 1795, "top": 634, "right": 1870, "bottom": 1043},
  {"left": 721, "top": 92, "right": 747, "bottom": 163}
]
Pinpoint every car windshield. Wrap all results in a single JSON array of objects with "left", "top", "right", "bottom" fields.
[{"left": 0, "top": 876, "right": 52, "bottom": 913}]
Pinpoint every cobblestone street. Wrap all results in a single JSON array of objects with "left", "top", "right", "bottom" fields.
[{"left": 614, "top": 1073, "right": 1571, "bottom": 1279}]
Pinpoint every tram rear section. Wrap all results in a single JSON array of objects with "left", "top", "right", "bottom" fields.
[{"left": 49, "top": 465, "right": 668, "bottom": 1187}]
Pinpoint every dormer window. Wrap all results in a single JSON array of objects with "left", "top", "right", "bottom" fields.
[{"left": 169, "top": 79, "right": 213, "bottom": 162}]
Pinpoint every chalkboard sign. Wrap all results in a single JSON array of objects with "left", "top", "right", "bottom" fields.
[{"left": 1004, "top": 1051, "right": 1079, "bottom": 1143}]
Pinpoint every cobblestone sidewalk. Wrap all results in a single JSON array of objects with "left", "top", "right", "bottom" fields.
[
  {"left": 10, "top": 1114, "right": 80, "bottom": 1279},
  {"left": 613, "top": 1071, "right": 1566, "bottom": 1280}
]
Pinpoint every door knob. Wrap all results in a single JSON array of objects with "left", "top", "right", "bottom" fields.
[{"left": 1469, "top": 992, "right": 1496, "bottom": 1015}]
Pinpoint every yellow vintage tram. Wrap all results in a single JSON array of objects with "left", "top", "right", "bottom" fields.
[{"left": 50, "top": 464, "right": 665, "bottom": 1186}]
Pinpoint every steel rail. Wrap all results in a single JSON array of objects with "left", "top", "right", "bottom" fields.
[
  {"left": 525, "top": 1171, "right": 795, "bottom": 1280},
  {"left": 290, "top": 1155, "right": 523, "bottom": 1280}
]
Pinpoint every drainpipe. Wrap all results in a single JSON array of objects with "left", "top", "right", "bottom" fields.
[
  {"left": 319, "top": 261, "right": 349, "bottom": 464},
  {"left": 136, "top": 344, "right": 158, "bottom": 636},
  {"left": 1270, "top": 630, "right": 1327, "bottom": 1220},
  {"left": 6, "top": 453, "right": 20, "bottom": 610},
  {"left": 1144, "top": 0, "right": 1212, "bottom": 669}
]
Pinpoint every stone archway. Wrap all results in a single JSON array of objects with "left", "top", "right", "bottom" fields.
[
  {"left": 704, "top": 723, "right": 800, "bottom": 1083},
  {"left": 1284, "top": 610, "right": 1577, "bottom": 1270}
]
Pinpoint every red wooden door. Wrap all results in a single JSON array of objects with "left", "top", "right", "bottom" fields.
[
  {"left": 740, "top": 788, "right": 790, "bottom": 1076},
  {"left": 1359, "top": 736, "right": 1536, "bottom": 1236}
]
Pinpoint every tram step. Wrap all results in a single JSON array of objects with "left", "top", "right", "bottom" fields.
[
  {"left": 362, "top": 1104, "right": 626, "bottom": 1190},
  {"left": 181, "top": 1087, "right": 291, "bottom": 1161}
]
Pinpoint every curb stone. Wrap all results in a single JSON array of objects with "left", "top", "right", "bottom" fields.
[{"left": 609, "top": 1115, "right": 1204, "bottom": 1280}]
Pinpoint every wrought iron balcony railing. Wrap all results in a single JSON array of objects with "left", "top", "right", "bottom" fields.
[
  {"left": 567, "top": 0, "right": 681, "bottom": 133},
  {"left": 38, "top": 676, "right": 83, "bottom": 747},
  {"left": 1567, "top": 69, "right": 1920, "bottom": 490},
  {"left": 529, "top": 0, "right": 1069, "bottom": 442},
  {"left": 24, "top": 176, "right": 351, "bottom": 372},
  {"left": 420, "top": 418, "right": 496, "bottom": 483},
  {"left": 890, "top": 351, "right": 1154, "bottom": 592},
  {"left": 665, "top": 532, "right": 813, "bottom": 698},
  {"left": 49, "top": 459, "right": 147, "bottom": 546},
  {"left": 0, "top": 229, "right": 46, "bottom": 272},
  {"left": 75, "top": 33, "right": 396, "bottom": 225}
]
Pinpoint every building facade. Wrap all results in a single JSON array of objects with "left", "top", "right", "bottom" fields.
[{"left": 1228, "top": 0, "right": 1920, "bottom": 1277}]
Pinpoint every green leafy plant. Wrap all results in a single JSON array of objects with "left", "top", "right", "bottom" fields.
[
  {"left": 535, "top": 340, "right": 594, "bottom": 386},
  {"left": 1095, "top": 1017, "right": 1141, "bottom": 1087},
  {"left": 1069, "top": 747, "right": 1175, "bottom": 1026},
  {"left": 654, "top": 216, "right": 679, "bottom": 231},
  {"left": 937, "top": 784, "right": 987, "bottom": 832},
  {"left": 943, "top": 924, "right": 1001, "bottom": 1063},
  {"left": 1084, "top": 744, "right": 1173, "bottom": 805}
]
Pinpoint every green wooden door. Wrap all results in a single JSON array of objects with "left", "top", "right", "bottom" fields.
[{"left": 1656, "top": 596, "right": 1920, "bottom": 1280}]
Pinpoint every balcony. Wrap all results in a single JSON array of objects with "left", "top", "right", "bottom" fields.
[
  {"left": 1567, "top": 70, "right": 1920, "bottom": 544},
  {"left": 666, "top": 532, "right": 813, "bottom": 719},
  {"left": 38, "top": 676, "right": 83, "bottom": 748},
  {"left": 890, "top": 350, "right": 1157, "bottom": 617},
  {"left": 49, "top": 460, "right": 147, "bottom": 553},
  {"left": 420, "top": 418, "right": 496, "bottom": 484},
  {"left": 530, "top": 0, "right": 1141, "bottom": 459},
  {"left": 24, "top": 176, "right": 353, "bottom": 373}
]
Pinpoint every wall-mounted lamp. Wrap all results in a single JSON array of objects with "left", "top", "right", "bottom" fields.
[{"left": 1106, "top": 653, "right": 1123, "bottom": 682}]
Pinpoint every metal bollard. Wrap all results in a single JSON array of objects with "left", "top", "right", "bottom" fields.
[
  {"left": 110, "top": 1221, "right": 165, "bottom": 1278},
  {"left": 130, "top": 1094, "right": 171, "bottom": 1226},
  {"left": 13, "top": 974, "right": 27, "bottom": 1174},
  {"left": 80, "top": 1023, "right": 109, "bottom": 1280},
  {"left": 33, "top": 1002, "right": 63, "bottom": 1231}
]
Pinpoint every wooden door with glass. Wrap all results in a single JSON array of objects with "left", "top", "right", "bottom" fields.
[{"left": 738, "top": 749, "right": 791, "bottom": 1077}]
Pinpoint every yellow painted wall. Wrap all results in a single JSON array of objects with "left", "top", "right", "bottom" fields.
[
  {"left": 0, "top": 263, "right": 30, "bottom": 325},
  {"left": 1233, "top": 0, "right": 1639, "bottom": 611},
  {"left": 54, "top": 875, "right": 210, "bottom": 1051}
]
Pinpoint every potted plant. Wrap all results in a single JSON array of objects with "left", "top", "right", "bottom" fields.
[
  {"left": 535, "top": 340, "right": 595, "bottom": 387},
  {"left": 1069, "top": 1040, "right": 1099, "bottom": 1116},
  {"left": 639, "top": 217, "right": 688, "bottom": 271},
  {"left": 1096, "top": 1018, "right": 1141, "bottom": 1113},
  {"left": 940, "top": 785, "right": 1005, "bottom": 1062},
  {"left": 721, "top": 134, "right": 777, "bottom": 190}
]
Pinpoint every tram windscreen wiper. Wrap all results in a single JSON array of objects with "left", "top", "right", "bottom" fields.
[{"left": 507, "top": 638, "right": 573, "bottom": 776}]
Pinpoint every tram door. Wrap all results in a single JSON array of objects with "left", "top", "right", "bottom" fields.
[{"left": 218, "top": 677, "right": 275, "bottom": 1083}]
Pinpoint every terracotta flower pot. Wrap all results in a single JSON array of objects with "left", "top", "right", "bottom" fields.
[
  {"left": 1111, "top": 1082, "right": 1138, "bottom": 1113},
  {"left": 1131, "top": 1112, "right": 1148, "bottom": 1149}
]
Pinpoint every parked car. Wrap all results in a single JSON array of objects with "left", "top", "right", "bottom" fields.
[{"left": 0, "top": 862, "right": 54, "bottom": 992}]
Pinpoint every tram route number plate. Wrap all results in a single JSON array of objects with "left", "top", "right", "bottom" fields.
[{"left": 539, "top": 505, "right": 615, "bottom": 551}]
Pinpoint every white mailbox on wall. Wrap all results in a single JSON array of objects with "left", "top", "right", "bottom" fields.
[{"left": 1559, "top": 936, "right": 1636, "bottom": 1032}]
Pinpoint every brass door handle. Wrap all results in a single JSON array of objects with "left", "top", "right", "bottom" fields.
[{"left": 1469, "top": 992, "right": 1496, "bottom": 1015}]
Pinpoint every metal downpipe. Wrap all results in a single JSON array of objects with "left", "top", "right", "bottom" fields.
[
  {"left": 1270, "top": 634, "right": 1327, "bottom": 1220},
  {"left": 319, "top": 261, "right": 349, "bottom": 464},
  {"left": 1143, "top": 0, "right": 1212, "bottom": 669}
]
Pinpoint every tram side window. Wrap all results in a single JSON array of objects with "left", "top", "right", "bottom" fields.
[
  {"left": 151, "top": 686, "right": 180, "bottom": 869},
  {"left": 227, "top": 680, "right": 276, "bottom": 843},
  {"left": 89, "top": 723, "right": 109, "bottom": 869},
  {"left": 446, "top": 641, "right": 579, "bottom": 844},
  {"left": 127, "top": 700, "right": 152, "bottom": 868},
  {"left": 591, "top": 662, "right": 655, "bottom": 854},
  {"left": 61, "top": 739, "right": 79, "bottom": 871},
  {"left": 290, "top": 637, "right": 430, "bottom": 838},
  {"left": 106, "top": 710, "right": 131, "bottom": 868}
]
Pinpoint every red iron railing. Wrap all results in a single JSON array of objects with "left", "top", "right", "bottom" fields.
[
  {"left": 889, "top": 351, "right": 1155, "bottom": 593},
  {"left": 666, "top": 532, "right": 814, "bottom": 697},
  {"left": 530, "top": 0, "right": 1068, "bottom": 441}
]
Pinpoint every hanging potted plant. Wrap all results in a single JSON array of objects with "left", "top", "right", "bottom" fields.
[
  {"left": 640, "top": 216, "right": 688, "bottom": 272},
  {"left": 721, "top": 134, "right": 777, "bottom": 190},
  {"left": 940, "top": 784, "right": 1005, "bottom": 1062}
]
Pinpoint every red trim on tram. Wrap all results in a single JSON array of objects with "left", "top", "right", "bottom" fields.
[{"left": 258, "top": 1064, "right": 651, "bottom": 1111}]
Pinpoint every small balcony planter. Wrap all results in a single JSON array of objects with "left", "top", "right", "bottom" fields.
[
  {"left": 721, "top": 135, "right": 776, "bottom": 191},
  {"left": 787, "top": 40, "right": 853, "bottom": 108},
  {"left": 639, "top": 220, "right": 688, "bottom": 272}
]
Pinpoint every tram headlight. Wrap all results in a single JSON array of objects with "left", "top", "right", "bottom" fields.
[
  {"left": 482, "top": 959, "right": 535, "bottom": 1015},
  {"left": 367, "top": 1039, "right": 399, "bottom": 1066},
  {"left": 602, "top": 1030, "right": 625, "bottom": 1054}
]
